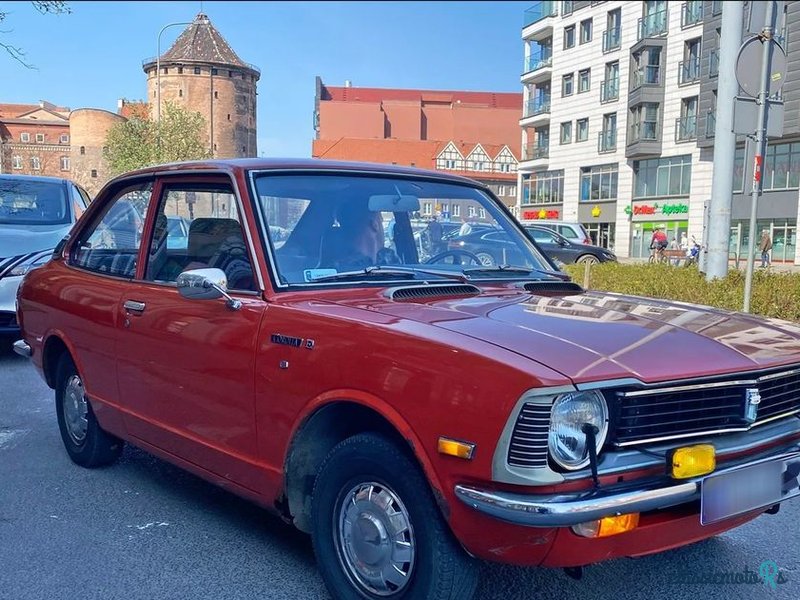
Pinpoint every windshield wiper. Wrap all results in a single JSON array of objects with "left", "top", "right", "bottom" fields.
[
  {"left": 309, "top": 265, "right": 469, "bottom": 284},
  {"left": 463, "top": 265, "right": 566, "bottom": 280}
]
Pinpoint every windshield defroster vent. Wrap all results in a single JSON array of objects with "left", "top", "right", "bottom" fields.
[
  {"left": 521, "top": 280, "right": 584, "bottom": 295},
  {"left": 387, "top": 284, "right": 481, "bottom": 301}
]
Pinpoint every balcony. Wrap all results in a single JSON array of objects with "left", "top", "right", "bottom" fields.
[
  {"left": 706, "top": 110, "right": 716, "bottom": 138},
  {"left": 602, "top": 26, "right": 621, "bottom": 52},
  {"left": 629, "top": 121, "right": 659, "bottom": 143},
  {"left": 638, "top": 9, "right": 668, "bottom": 40},
  {"left": 523, "top": 1, "right": 557, "bottom": 27},
  {"left": 523, "top": 52, "right": 553, "bottom": 75},
  {"left": 678, "top": 57, "right": 700, "bottom": 85},
  {"left": 520, "top": 97, "right": 552, "bottom": 127},
  {"left": 600, "top": 78, "right": 619, "bottom": 103},
  {"left": 710, "top": 49, "right": 719, "bottom": 77},
  {"left": 630, "top": 65, "right": 661, "bottom": 91},
  {"left": 681, "top": 2, "right": 703, "bottom": 28},
  {"left": 675, "top": 115, "right": 697, "bottom": 142},
  {"left": 598, "top": 129, "right": 617, "bottom": 153},
  {"left": 523, "top": 143, "right": 550, "bottom": 161}
]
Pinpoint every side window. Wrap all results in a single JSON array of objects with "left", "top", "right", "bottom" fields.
[
  {"left": 559, "top": 226, "right": 579, "bottom": 240},
  {"left": 530, "top": 228, "right": 557, "bottom": 243},
  {"left": 144, "top": 182, "right": 256, "bottom": 292},
  {"left": 71, "top": 182, "right": 152, "bottom": 277},
  {"left": 71, "top": 185, "right": 87, "bottom": 219}
]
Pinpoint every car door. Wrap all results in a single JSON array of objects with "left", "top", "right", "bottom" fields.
[
  {"left": 527, "top": 227, "right": 575, "bottom": 263},
  {"left": 115, "top": 175, "right": 268, "bottom": 493}
]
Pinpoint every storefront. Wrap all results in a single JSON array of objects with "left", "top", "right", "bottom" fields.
[
  {"left": 729, "top": 220, "right": 797, "bottom": 263},
  {"left": 627, "top": 199, "right": 690, "bottom": 258},
  {"left": 578, "top": 201, "right": 616, "bottom": 250},
  {"left": 520, "top": 205, "right": 563, "bottom": 221}
]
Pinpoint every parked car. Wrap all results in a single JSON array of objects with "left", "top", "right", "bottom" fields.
[
  {"left": 15, "top": 159, "right": 800, "bottom": 600},
  {"left": 166, "top": 215, "right": 190, "bottom": 249},
  {"left": 0, "top": 174, "right": 90, "bottom": 337},
  {"left": 520, "top": 219, "right": 592, "bottom": 244},
  {"left": 525, "top": 225, "right": 617, "bottom": 264}
]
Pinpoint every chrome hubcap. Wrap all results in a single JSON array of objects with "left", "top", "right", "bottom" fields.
[
  {"left": 336, "top": 482, "right": 416, "bottom": 596},
  {"left": 63, "top": 375, "right": 88, "bottom": 445}
]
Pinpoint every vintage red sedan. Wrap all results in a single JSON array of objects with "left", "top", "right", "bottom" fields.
[{"left": 14, "top": 159, "right": 800, "bottom": 600}]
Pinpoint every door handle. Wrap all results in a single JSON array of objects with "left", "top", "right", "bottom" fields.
[{"left": 123, "top": 300, "right": 146, "bottom": 313}]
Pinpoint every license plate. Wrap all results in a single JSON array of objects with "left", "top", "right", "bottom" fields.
[{"left": 700, "top": 453, "right": 800, "bottom": 525}]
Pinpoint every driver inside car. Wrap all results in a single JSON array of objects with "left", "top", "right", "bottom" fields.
[{"left": 320, "top": 202, "right": 398, "bottom": 270}]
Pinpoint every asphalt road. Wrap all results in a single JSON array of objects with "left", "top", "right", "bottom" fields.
[{"left": 1, "top": 348, "right": 798, "bottom": 600}]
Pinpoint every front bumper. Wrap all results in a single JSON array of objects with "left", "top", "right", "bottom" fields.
[{"left": 456, "top": 445, "right": 800, "bottom": 527}]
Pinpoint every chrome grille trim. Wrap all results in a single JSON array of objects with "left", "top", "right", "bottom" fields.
[{"left": 507, "top": 403, "right": 551, "bottom": 468}]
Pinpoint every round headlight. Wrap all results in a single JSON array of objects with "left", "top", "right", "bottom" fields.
[{"left": 548, "top": 391, "right": 608, "bottom": 470}]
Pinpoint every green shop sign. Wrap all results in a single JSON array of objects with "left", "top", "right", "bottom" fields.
[{"left": 624, "top": 202, "right": 689, "bottom": 217}]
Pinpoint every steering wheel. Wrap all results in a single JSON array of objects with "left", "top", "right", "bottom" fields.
[{"left": 425, "top": 249, "right": 482, "bottom": 265}]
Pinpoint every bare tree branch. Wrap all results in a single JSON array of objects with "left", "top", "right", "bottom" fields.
[{"left": 1, "top": 1, "right": 71, "bottom": 68}]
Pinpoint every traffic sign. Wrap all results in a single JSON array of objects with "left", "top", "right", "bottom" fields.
[{"left": 735, "top": 36, "right": 787, "bottom": 97}]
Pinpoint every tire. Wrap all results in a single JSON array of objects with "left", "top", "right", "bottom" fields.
[
  {"left": 55, "top": 353, "right": 123, "bottom": 468},
  {"left": 474, "top": 251, "right": 496, "bottom": 266},
  {"left": 576, "top": 254, "right": 599, "bottom": 265},
  {"left": 310, "top": 432, "right": 479, "bottom": 600}
]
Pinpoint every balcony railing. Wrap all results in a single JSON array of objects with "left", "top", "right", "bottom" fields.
[
  {"left": 678, "top": 57, "right": 701, "bottom": 84},
  {"left": 675, "top": 115, "right": 697, "bottom": 142},
  {"left": 706, "top": 110, "right": 716, "bottom": 138},
  {"left": 523, "top": 143, "right": 550, "bottom": 160},
  {"left": 523, "top": 1, "right": 557, "bottom": 27},
  {"left": 629, "top": 121, "right": 659, "bottom": 143},
  {"left": 602, "top": 26, "right": 621, "bottom": 52},
  {"left": 600, "top": 78, "right": 619, "bottom": 103},
  {"left": 523, "top": 51, "right": 553, "bottom": 75},
  {"left": 525, "top": 96, "right": 552, "bottom": 117},
  {"left": 598, "top": 129, "right": 617, "bottom": 153},
  {"left": 638, "top": 9, "right": 668, "bottom": 40},
  {"left": 630, "top": 65, "right": 661, "bottom": 90},
  {"left": 710, "top": 49, "right": 719, "bottom": 77},
  {"left": 681, "top": 2, "right": 703, "bottom": 27}
]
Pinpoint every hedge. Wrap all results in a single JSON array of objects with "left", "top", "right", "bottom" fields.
[{"left": 562, "top": 262, "right": 800, "bottom": 322}]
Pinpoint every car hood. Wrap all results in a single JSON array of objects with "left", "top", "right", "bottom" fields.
[
  {"left": 351, "top": 289, "right": 800, "bottom": 385},
  {"left": 0, "top": 223, "right": 70, "bottom": 258}
]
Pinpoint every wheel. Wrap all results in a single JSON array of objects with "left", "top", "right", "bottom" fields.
[
  {"left": 474, "top": 251, "right": 496, "bottom": 266},
  {"left": 425, "top": 249, "right": 482, "bottom": 266},
  {"left": 311, "top": 432, "right": 479, "bottom": 600},
  {"left": 576, "top": 254, "right": 599, "bottom": 265},
  {"left": 648, "top": 254, "right": 655, "bottom": 264},
  {"left": 55, "top": 353, "right": 123, "bottom": 468}
]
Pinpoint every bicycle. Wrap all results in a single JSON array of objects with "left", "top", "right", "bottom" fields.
[{"left": 648, "top": 244, "right": 668, "bottom": 264}]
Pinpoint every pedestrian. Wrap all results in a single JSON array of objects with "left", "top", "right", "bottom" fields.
[
  {"left": 426, "top": 215, "right": 444, "bottom": 255},
  {"left": 759, "top": 229, "right": 772, "bottom": 268},
  {"left": 459, "top": 217, "right": 472, "bottom": 237}
]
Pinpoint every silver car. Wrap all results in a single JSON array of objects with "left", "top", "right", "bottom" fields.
[{"left": 0, "top": 174, "right": 90, "bottom": 336}]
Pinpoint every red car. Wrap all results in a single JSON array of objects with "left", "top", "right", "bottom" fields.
[{"left": 14, "top": 159, "right": 800, "bottom": 600}]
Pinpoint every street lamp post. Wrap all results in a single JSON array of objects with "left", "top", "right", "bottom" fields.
[{"left": 156, "top": 21, "right": 191, "bottom": 122}]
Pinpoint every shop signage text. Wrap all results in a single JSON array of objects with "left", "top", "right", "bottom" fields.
[
  {"left": 625, "top": 202, "right": 689, "bottom": 217},
  {"left": 523, "top": 209, "right": 560, "bottom": 220}
]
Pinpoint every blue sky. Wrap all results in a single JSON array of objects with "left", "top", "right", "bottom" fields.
[{"left": 2, "top": 1, "right": 531, "bottom": 157}]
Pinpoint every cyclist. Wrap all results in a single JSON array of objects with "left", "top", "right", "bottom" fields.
[{"left": 649, "top": 226, "right": 668, "bottom": 263}]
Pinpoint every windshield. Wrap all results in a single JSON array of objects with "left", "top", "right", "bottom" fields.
[
  {"left": 0, "top": 179, "right": 69, "bottom": 226},
  {"left": 252, "top": 173, "right": 556, "bottom": 286}
]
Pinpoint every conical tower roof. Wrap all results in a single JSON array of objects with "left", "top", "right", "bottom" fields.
[{"left": 155, "top": 12, "right": 255, "bottom": 73}]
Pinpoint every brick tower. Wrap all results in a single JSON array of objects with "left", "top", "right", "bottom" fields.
[{"left": 142, "top": 13, "right": 259, "bottom": 158}]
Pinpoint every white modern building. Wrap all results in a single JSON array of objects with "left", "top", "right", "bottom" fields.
[{"left": 517, "top": 0, "right": 800, "bottom": 264}]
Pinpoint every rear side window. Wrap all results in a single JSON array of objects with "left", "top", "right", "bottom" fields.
[
  {"left": 70, "top": 182, "right": 153, "bottom": 278},
  {"left": 558, "top": 226, "right": 579, "bottom": 240}
]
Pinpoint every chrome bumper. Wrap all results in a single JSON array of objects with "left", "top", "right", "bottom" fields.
[
  {"left": 455, "top": 444, "right": 800, "bottom": 527},
  {"left": 13, "top": 339, "right": 31, "bottom": 358}
]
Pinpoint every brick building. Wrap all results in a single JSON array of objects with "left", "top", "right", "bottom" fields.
[
  {"left": 0, "top": 101, "right": 71, "bottom": 178},
  {"left": 311, "top": 79, "right": 523, "bottom": 211}
]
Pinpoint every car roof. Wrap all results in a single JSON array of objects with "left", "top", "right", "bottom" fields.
[
  {"left": 0, "top": 174, "right": 73, "bottom": 185},
  {"left": 111, "top": 158, "right": 491, "bottom": 188}
]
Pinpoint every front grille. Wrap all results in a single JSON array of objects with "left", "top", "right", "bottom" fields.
[
  {"left": 507, "top": 403, "right": 550, "bottom": 468},
  {"left": 611, "top": 367, "right": 800, "bottom": 446},
  {"left": 0, "top": 312, "right": 18, "bottom": 329}
]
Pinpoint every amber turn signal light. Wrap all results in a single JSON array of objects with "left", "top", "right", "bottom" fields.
[
  {"left": 437, "top": 437, "right": 475, "bottom": 460},
  {"left": 669, "top": 444, "right": 716, "bottom": 479},
  {"left": 572, "top": 513, "right": 640, "bottom": 538}
]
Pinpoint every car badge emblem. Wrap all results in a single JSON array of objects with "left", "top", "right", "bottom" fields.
[{"left": 744, "top": 388, "right": 761, "bottom": 424}]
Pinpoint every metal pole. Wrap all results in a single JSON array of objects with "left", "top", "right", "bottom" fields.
[
  {"left": 743, "top": 0, "right": 777, "bottom": 313},
  {"left": 155, "top": 21, "right": 192, "bottom": 157},
  {"left": 705, "top": 0, "right": 745, "bottom": 281}
]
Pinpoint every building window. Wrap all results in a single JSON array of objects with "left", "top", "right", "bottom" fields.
[
  {"left": 178, "top": 67, "right": 184, "bottom": 74},
  {"left": 211, "top": 68, "right": 218, "bottom": 75},
  {"left": 35, "top": 133, "right": 45, "bottom": 143},
  {"left": 578, "top": 69, "right": 591, "bottom": 93},
  {"left": 80, "top": 146, "right": 85, "bottom": 155},
  {"left": 509, "top": 185, "right": 517, "bottom": 197},
  {"left": 630, "top": 103, "right": 660, "bottom": 142},
  {"left": 467, "top": 205, "right": 476, "bottom": 218},
  {"left": 580, "top": 164, "right": 619, "bottom": 201},
  {"left": 564, "top": 25, "right": 575, "bottom": 49},
  {"left": 562, "top": 73, "right": 574, "bottom": 97},
  {"left": 12, "top": 155, "right": 22, "bottom": 169},
  {"left": 560, "top": 121, "right": 572, "bottom": 144},
  {"left": 214, "top": 144, "right": 218, "bottom": 151},
  {"left": 20, "top": 132, "right": 30, "bottom": 142},
  {"left": 633, "top": 155, "right": 692, "bottom": 198},
  {"left": 214, "top": 91, "right": 219, "bottom": 99},
  {"left": 91, "top": 169, "right": 98, "bottom": 178},
  {"left": 178, "top": 89, "right": 183, "bottom": 97},
  {"left": 580, "top": 18, "right": 593, "bottom": 44},
  {"left": 423, "top": 202, "right": 433, "bottom": 216},
  {"left": 229, "top": 70, "right": 234, "bottom": 77},
  {"left": 31, "top": 156, "right": 41, "bottom": 170},
  {"left": 452, "top": 204, "right": 461, "bottom": 217},
  {"left": 522, "top": 170, "right": 564, "bottom": 204},
  {"left": 60, "top": 156, "right": 70, "bottom": 171},
  {"left": 162, "top": 67, "right": 168, "bottom": 74},
  {"left": 436, "top": 143, "right": 464, "bottom": 170},
  {"left": 562, "top": 1, "right": 574, "bottom": 16},
  {"left": 493, "top": 148, "right": 518, "bottom": 173},
  {"left": 227, "top": 113, "right": 231, "bottom": 121},
  {"left": 466, "top": 146, "right": 490, "bottom": 171},
  {"left": 194, "top": 67, "right": 201, "bottom": 75},
  {"left": 479, "top": 208, "right": 486, "bottom": 219},
  {"left": 59, "top": 133, "right": 69, "bottom": 144},
  {"left": 577, "top": 118, "right": 589, "bottom": 142},
  {"left": 752, "top": 141, "right": 800, "bottom": 191}
]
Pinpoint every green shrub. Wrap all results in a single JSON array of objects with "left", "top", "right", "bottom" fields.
[{"left": 563, "top": 263, "right": 800, "bottom": 322}]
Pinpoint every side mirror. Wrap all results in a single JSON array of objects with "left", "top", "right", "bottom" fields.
[
  {"left": 177, "top": 268, "right": 241, "bottom": 310},
  {"left": 558, "top": 238, "right": 569, "bottom": 247}
]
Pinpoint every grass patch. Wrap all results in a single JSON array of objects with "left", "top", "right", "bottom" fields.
[{"left": 563, "top": 262, "right": 800, "bottom": 322}]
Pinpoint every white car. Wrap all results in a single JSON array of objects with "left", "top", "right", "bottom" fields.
[
  {"left": 0, "top": 174, "right": 90, "bottom": 338},
  {"left": 518, "top": 219, "right": 592, "bottom": 244}
]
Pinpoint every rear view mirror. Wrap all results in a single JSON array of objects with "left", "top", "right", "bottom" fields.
[{"left": 368, "top": 194, "right": 420, "bottom": 212}]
